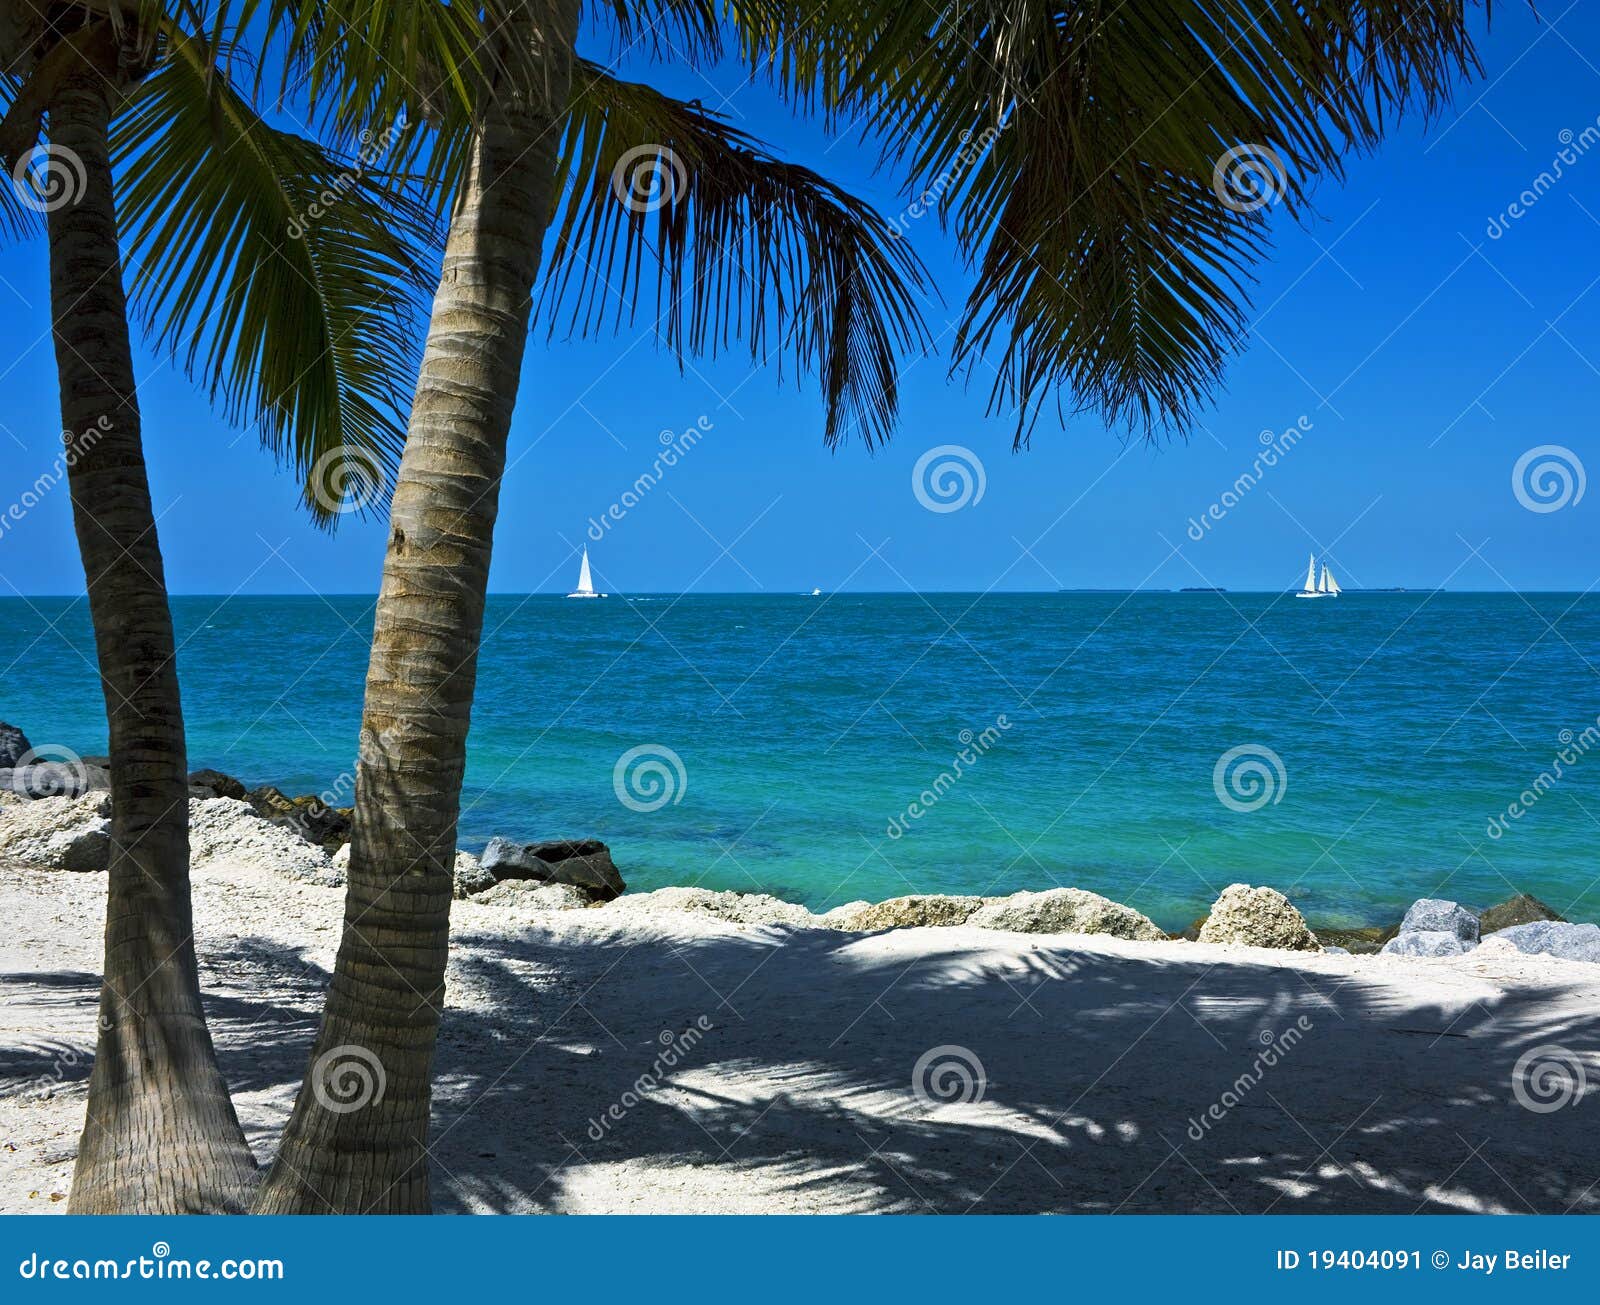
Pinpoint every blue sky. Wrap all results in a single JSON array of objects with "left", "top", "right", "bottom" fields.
[{"left": 3, "top": 4, "right": 1599, "bottom": 595}]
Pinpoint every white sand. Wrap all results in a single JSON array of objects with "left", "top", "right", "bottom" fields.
[{"left": 2, "top": 860, "right": 1597, "bottom": 1214}]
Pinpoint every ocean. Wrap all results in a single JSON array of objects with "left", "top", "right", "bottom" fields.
[{"left": 5, "top": 591, "right": 1597, "bottom": 930}]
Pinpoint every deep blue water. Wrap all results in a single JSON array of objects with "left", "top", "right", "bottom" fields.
[{"left": 4, "top": 592, "right": 1599, "bottom": 930}]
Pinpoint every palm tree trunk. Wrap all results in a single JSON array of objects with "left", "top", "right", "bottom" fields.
[
  {"left": 47, "top": 68, "right": 257, "bottom": 1212},
  {"left": 253, "top": 4, "right": 580, "bottom": 1214}
]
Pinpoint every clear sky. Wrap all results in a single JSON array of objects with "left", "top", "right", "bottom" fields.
[{"left": 3, "top": 4, "right": 1599, "bottom": 596}]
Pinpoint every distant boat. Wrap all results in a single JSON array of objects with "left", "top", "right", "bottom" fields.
[
  {"left": 810, "top": 587, "right": 822, "bottom": 596},
  {"left": 1296, "top": 552, "right": 1340, "bottom": 599},
  {"left": 567, "top": 546, "right": 606, "bottom": 599}
]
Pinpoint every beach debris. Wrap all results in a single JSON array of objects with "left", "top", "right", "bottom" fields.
[
  {"left": 967, "top": 887, "right": 1167, "bottom": 941},
  {"left": 1196, "top": 884, "right": 1321, "bottom": 951},
  {"left": 1480, "top": 893, "right": 1565, "bottom": 935},
  {"left": 1398, "top": 898, "right": 1479, "bottom": 942},
  {"left": 824, "top": 894, "right": 986, "bottom": 931},
  {"left": 482, "top": 836, "right": 624, "bottom": 900}
]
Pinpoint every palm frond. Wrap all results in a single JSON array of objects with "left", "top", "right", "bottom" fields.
[
  {"left": 540, "top": 63, "right": 932, "bottom": 448},
  {"left": 585, "top": 0, "right": 723, "bottom": 62},
  {"left": 735, "top": 1, "right": 1484, "bottom": 440},
  {"left": 112, "top": 31, "right": 436, "bottom": 524}
]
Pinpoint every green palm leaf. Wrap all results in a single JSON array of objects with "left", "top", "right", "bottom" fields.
[{"left": 541, "top": 63, "right": 932, "bottom": 447}]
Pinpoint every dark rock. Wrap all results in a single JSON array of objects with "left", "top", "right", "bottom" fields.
[
  {"left": 58, "top": 825, "right": 111, "bottom": 872},
  {"left": 1491, "top": 921, "right": 1600, "bottom": 964},
  {"left": 1480, "top": 893, "right": 1565, "bottom": 935},
  {"left": 1313, "top": 926, "right": 1387, "bottom": 955},
  {"left": 1381, "top": 930, "right": 1476, "bottom": 958},
  {"left": 0, "top": 722, "right": 32, "bottom": 768},
  {"left": 246, "top": 785, "right": 352, "bottom": 851},
  {"left": 189, "top": 768, "right": 247, "bottom": 801},
  {"left": 481, "top": 836, "right": 624, "bottom": 901},
  {"left": 1399, "top": 898, "right": 1478, "bottom": 942}
]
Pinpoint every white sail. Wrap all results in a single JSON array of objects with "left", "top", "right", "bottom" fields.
[
  {"left": 1318, "top": 564, "right": 1331, "bottom": 593},
  {"left": 567, "top": 546, "right": 604, "bottom": 598},
  {"left": 1325, "top": 567, "right": 1341, "bottom": 595},
  {"left": 1303, "top": 553, "right": 1317, "bottom": 593}
]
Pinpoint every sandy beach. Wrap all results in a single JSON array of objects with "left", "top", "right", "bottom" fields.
[{"left": 2, "top": 856, "right": 1597, "bottom": 1215}]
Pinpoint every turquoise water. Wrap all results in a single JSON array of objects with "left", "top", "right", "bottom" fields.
[{"left": 5, "top": 592, "right": 1598, "bottom": 929}]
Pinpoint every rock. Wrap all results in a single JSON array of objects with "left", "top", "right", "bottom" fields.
[
  {"left": 0, "top": 792, "right": 111, "bottom": 870},
  {"left": 1313, "top": 926, "right": 1386, "bottom": 955},
  {"left": 824, "top": 894, "right": 986, "bottom": 931},
  {"left": 1480, "top": 893, "right": 1565, "bottom": 935},
  {"left": 967, "top": 888, "right": 1167, "bottom": 941},
  {"left": 481, "top": 836, "right": 624, "bottom": 900},
  {"left": 1399, "top": 898, "right": 1478, "bottom": 942},
  {"left": 1381, "top": 930, "right": 1476, "bottom": 958},
  {"left": 1196, "top": 884, "right": 1320, "bottom": 951},
  {"left": 604, "top": 887, "right": 816, "bottom": 928},
  {"left": 453, "top": 850, "right": 495, "bottom": 899},
  {"left": 472, "top": 880, "right": 593, "bottom": 912},
  {"left": 818, "top": 900, "right": 872, "bottom": 927},
  {"left": 0, "top": 722, "right": 31, "bottom": 768},
  {"left": 331, "top": 843, "right": 351, "bottom": 871},
  {"left": 188, "top": 797, "right": 339, "bottom": 885},
  {"left": 0, "top": 760, "right": 110, "bottom": 799},
  {"left": 246, "top": 785, "right": 351, "bottom": 851},
  {"left": 1490, "top": 921, "right": 1600, "bottom": 964},
  {"left": 1323, "top": 946, "right": 1351, "bottom": 955},
  {"left": 189, "top": 768, "right": 247, "bottom": 801}
]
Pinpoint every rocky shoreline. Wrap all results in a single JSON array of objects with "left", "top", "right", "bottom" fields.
[{"left": 3, "top": 726, "right": 1597, "bottom": 966}]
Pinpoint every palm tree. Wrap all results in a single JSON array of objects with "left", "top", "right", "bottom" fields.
[
  {"left": 1, "top": 4, "right": 431, "bottom": 1212},
  {"left": 251, "top": 0, "right": 1485, "bottom": 1214}
]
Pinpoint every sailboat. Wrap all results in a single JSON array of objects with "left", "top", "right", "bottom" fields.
[
  {"left": 1295, "top": 552, "right": 1340, "bottom": 599},
  {"left": 567, "top": 546, "right": 607, "bottom": 598}
]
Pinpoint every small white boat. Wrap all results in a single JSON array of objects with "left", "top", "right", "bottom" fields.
[
  {"left": 1295, "top": 552, "right": 1340, "bottom": 599},
  {"left": 567, "top": 546, "right": 606, "bottom": 598},
  {"left": 809, "top": 587, "right": 822, "bottom": 596}
]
